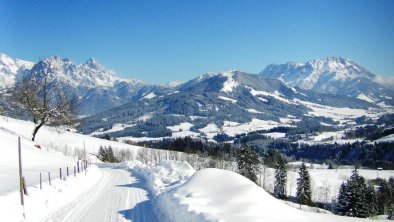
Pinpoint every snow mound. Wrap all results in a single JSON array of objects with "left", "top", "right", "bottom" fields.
[
  {"left": 157, "top": 168, "right": 375, "bottom": 222},
  {"left": 133, "top": 160, "right": 195, "bottom": 196}
]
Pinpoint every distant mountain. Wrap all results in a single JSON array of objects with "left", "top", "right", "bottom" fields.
[
  {"left": 0, "top": 53, "right": 149, "bottom": 116},
  {"left": 79, "top": 70, "right": 377, "bottom": 141},
  {"left": 25, "top": 56, "right": 147, "bottom": 115},
  {"left": 260, "top": 57, "right": 394, "bottom": 105},
  {"left": 0, "top": 53, "right": 34, "bottom": 89}
]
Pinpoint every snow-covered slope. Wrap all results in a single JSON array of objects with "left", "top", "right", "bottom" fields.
[
  {"left": 0, "top": 53, "right": 34, "bottom": 89},
  {"left": 0, "top": 115, "right": 142, "bottom": 194},
  {"left": 260, "top": 57, "right": 394, "bottom": 105}
]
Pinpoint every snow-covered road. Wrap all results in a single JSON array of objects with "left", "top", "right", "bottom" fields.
[{"left": 43, "top": 166, "right": 159, "bottom": 222}]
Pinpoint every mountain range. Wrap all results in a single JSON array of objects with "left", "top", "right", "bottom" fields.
[
  {"left": 260, "top": 57, "right": 393, "bottom": 105},
  {"left": 1, "top": 53, "right": 393, "bottom": 141}
]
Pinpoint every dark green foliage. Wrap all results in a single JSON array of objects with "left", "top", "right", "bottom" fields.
[
  {"left": 236, "top": 144, "right": 261, "bottom": 183},
  {"left": 366, "top": 185, "right": 378, "bottom": 216},
  {"left": 377, "top": 178, "right": 394, "bottom": 215},
  {"left": 263, "top": 150, "right": 282, "bottom": 168},
  {"left": 274, "top": 155, "right": 287, "bottom": 200},
  {"left": 256, "top": 140, "right": 394, "bottom": 169},
  {"left": 296, "top": 162, "right": 312, "bottom": 206},
  {"left": 98, "top": 145, "right": 119, "bottom": 163},
  {"left": 335, "top": 169, "right": 370, "bottom": 218}
]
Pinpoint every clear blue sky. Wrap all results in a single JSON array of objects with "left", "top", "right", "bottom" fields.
[{"left": 1, "top": 0, "right": 393, "bottom": 84}]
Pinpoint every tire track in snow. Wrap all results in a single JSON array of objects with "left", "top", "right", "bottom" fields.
[{"left": 42, "top": 166, "right": 159, "bottom": 222}]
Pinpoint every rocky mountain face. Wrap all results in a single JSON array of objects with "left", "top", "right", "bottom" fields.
[
  {"left": 0, "top": 53, "right": 34, "bottom": 89},
  {"left": 260, "top": 57, "right": 394, "bottom": 105},
  {"left": 0, "top": 54, "right": 148, "bottom": 116}
]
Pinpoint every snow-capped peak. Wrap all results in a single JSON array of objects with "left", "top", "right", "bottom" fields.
[
  {"left": 29, "top": 56, "right": 132, "bottom": 88},
  {"left": 0, "top": 53, "right": 34, "bottom": 88},
  {"left": 260, "top": 57, "right": 376, "bottom": 93}
]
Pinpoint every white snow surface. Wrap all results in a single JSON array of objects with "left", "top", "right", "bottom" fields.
[
  {"left": 218, "top": 96, "right": 237, "bottom": 103},
  {"left": 0, "top": 53, "right": 34, "bottom": 88},
  {"left": 142, "top": 92, "right": 156, "bottom": 99},
  {"left": 0, "top": 116, "right": 141, "bottom": 194},
  {"left": 156, "top": 168, "right": 379, "bottom": 222},
  {"left": 220, "top": 70, "right": 239, "bottom": 92},
  {"left": 0, "top": 166, "right": 102, "bottom": 222},
  {"left": 357, "top": 93, "right": 375, "bottom": 103},
  {"left": 131, "top": 160, "right": 195, "bottom": 196},
  {"left": 373, "top": 134, "right": 394, "bottom": 143}
]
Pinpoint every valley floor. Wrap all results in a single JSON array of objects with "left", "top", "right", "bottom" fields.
[{"left": 42, "top": 165, "right": 158, "bottom": 222}]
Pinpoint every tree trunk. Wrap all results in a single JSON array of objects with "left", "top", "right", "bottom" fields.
[{"left": 32, "top": 122, "right": 45, "bottom": 141}]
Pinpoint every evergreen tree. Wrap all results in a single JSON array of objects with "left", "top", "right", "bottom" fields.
[
  {"left": 388, "top": 204, "right": 394, "bottom": 220},
  {"left": 377, "top": 179, "right": 393, "bottom": 215},
  {"left": 98, "top": 146, "right": 107, "bottom": 162},
  {"left": 274, "top": 155, "right": 287, "bottom": 200},
  {"left": 296, "top": 162, "right": 312, "bottom": 205},
  {"left": 236, "top": 144, "right": 260, "bottom": 183},
  {"left": 335, "top": 168, "right": 369, "bottom": 218},
  {"left": 336, "top": 183, "right": 349, "bottom": 216},
  {"left": 365, "top": 185, "right": 378, "bottom": 216},
  {"left": 97, "top": 145, "right": 118, "bottom": 163}
]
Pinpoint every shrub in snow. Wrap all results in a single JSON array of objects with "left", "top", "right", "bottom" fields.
[{"left": 236, "top": 144, "right": 260, "bottom": 184}]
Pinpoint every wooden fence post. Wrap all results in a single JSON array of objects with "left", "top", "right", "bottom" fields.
[
  {"left": 67, "top": 167, "right": 69, "bottom": 177},
  {"left": 22, "top": 177, "right": 28, "bottom": 195},
  {"left": 18, "top": 137, "right": 24, "bottom": 206},
  {"left": 60, "top": 168, "right": 62, "bottom": 180},
  {"left": 40, "top": 173, "right": 42, "bottom": 190},
  {"left": 74, "top": 166, "right": 76, "bottom": 177},
  {"left": 48, "top": 172, "right": 51, "bottom": 185}
]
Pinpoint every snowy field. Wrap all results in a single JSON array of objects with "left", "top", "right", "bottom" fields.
[{"left": 260, "top": 163, "right": 394, "bottom": 204}]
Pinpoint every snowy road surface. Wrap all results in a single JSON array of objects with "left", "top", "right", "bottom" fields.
[{"left": 43, "top": 166, "right": 159, "bottom": 222}]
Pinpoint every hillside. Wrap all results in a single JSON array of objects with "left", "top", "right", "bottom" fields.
[{"left": 79, "top": 70, "right": 385, "bottom": 142}]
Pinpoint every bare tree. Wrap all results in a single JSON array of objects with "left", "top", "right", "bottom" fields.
[{"left": 13, "top": 66, "right": 77, "bottom": 141}]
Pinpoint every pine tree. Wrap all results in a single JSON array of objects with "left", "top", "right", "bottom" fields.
[
  {"left": 378, "top": 179, "right": 393, "bottom": 215},
  {"left": 274, "top": 155, "right": 287, "bottom": 200},
  {"left": 236, "top": 144, "right": 260, "bottom": 183},
  {"left": 365, "top": 185, "right": 378, "bottom": 216},
  {"left": 335, "top": 168, "right": 369, "bottom": 218},
  {"left": 336, "top": 183, "right": 349, "bottom": 216},
  {"left": 296, "top": 162, "right": 312, "bottom": 206}
]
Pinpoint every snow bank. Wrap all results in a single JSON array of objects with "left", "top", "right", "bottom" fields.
[
  {"left": 157, "top": 168, "right": 379, "bottom": 222},
  {"left": 0, "top": 166, "right": 102, "bottom": 222},
  {"left": 131, "top": 160, "right": 195, "bottom": 196}
]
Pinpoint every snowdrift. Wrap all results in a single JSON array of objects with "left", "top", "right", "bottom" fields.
[
  {"left": 131, "top": 160, "right": 195, "bottom": 196},
  {"left": 157, "top": 168, "right": 379, "bottom": 222}
]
